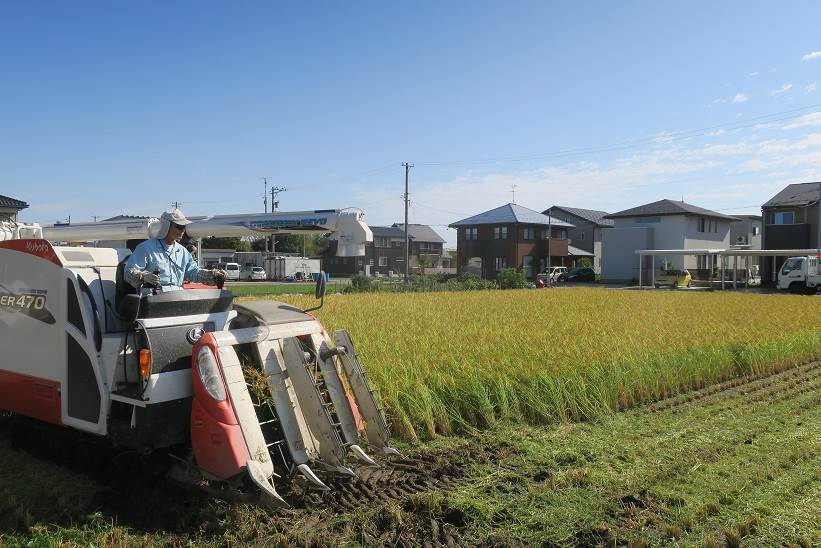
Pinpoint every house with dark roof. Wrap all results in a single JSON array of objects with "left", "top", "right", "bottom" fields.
[
  {"left": 760, "top": 182, "right": 821, "bottom": 284},
  {"left": 544, "top": 206, "right": 613, "bottom": 273},
  {"left": 600, "top": 199, "right": 739, "bottom": 283},
  {"left": 449, "top": 203, "right": 575, "bottom": 280},
  {"left": 0, "top": 194, "right": 29, "bottom": 222},
  {"left": 323, "top": 223, "right": 446, "bottom": 276}
]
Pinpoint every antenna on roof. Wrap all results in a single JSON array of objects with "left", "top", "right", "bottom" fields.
[{"left": 510, "top": 184, "right": 517, "bottom": 204}]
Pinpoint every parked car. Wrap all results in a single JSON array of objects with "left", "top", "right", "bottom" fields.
[
  {"left": 557, "top": 267, "right": 596, "bottom": 283},
  {"left": 536, "top": 266, "right": 568, "bottom": 283},
  {"left": 654, "top": 269, "right": 692, "bottom": 289},
  {"left": 217, "top": 262, "right": 241, "bottom": 281},
  {"left": 240, "top": 266, "right": 267, "bottom": 281}
]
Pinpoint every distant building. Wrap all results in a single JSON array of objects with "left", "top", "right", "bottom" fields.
[
  {"left": 761, "top": 182, "right": 821, "bottom": 284},
  {"left": 544, "top": 206, "right": 613, "bottom": 273},
  {"left": 601, "top": 199, "right": 739, "bottom": 283},
  {"left": 0, "top": 194, "right": 29, "bottom": 222},
  {"left": 449, "top": 203, "right": 574, "bottom": 280}
]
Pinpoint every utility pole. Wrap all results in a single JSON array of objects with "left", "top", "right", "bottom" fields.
[
  {"left": 260, "top": 177, "right": 271, "bottom": 252},
  {"left": 270, "top": 186, "right": 287, "bottom": 254},
  {"left": 171, "top": 201, "right": 181, "bottom": 210},
  {"left": 546, "top": 206, "right": 552, "bottom": 285},
  {"left": 402, "top": 162, "right": 413, "bottom": 283}
]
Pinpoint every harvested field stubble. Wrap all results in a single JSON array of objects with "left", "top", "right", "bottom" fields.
[{"left": 257, "top": 289, "right": 820, "bottom": 442}]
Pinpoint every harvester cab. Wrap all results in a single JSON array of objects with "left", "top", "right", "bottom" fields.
[{"left": 0, "top": 210, "right": 399, "bottom": 509}]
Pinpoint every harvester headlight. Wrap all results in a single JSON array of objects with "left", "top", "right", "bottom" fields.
[{"left": 197, "top": 346, "right": 227, "bottom": 402}]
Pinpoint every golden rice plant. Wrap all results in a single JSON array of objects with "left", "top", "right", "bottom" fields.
[{"left": 253, "top": 288, "right": 821, "bottom": 442}]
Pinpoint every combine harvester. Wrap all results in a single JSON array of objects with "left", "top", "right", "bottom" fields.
[{"left": 0, "top": 210, "right": 399, "bottom": 508}]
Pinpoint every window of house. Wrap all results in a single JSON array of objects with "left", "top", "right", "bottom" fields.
[
  {"left": 523, "top": 227, "right": 534, "bottom": 240},
  {"left": 636, "top": 216, "right": 661, "bottom": 224},
  {"left": 392, "top": 240, "right": 403, "bottom": 247},
  {"left": 369, "top": 258, "right": 374, "bottom": 265},
  {"left": 378, "top": 256, "right": 388, "bottom": 266},
  {"left": 774, "top": 212, "right": 795, "bottom": 225},
  {"left": 580, "top": 231, "right": 585, "bottom": 241},
  {"left": 540, "top": 228, "right": 549, "bottom": 239},
  {"left": 494, "top": 257, "right": 507, "bottom": 271},
  {"left": 697, "top": 255, "right": 708, "bottom": 269},
  {"left": 753, "top": 225, "right": 760, "bottom": 236},
  {"left": 465, "top": 227, "right": 478, "bottom": 240},
  {"left": 375, "top": 237, "right": 389, "bottom": 248},
  {"left": 558, "top": 229, "right": 567, "bottom": 239},
  {"left": 698, "top": 217, "right": 706, "bottom": 232},
  {"left": 493, "top": 226, "right": 508, "bottom": 239},
  {"left": 522, "top": 256, "right": 534, "bottom": 278}
]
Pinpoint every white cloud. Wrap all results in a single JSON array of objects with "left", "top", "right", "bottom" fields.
[
  {"left": 709, "top": 92, "right": 749, "bottom": 107},
  {"left": 802, "top": 51, "right": 821, "bottom": 62},
  {"left": 706, "top": 129, "right": 726, "bottom": 137},
  {"left": 771, "top": 83, "right": 793, "bottom": 96},
  {"left": 782, "top": 112, "right": 821, "bottom": 130},
  {"left": 806, "top": 82, "right": 817, "bottom": 93},
  {"left": 749, "top": 71, "right": 759, "bottom": 77}
]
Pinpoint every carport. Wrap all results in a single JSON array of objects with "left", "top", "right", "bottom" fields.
[{"left": 636, "top": 248, "right": 820, "bottom": 289}]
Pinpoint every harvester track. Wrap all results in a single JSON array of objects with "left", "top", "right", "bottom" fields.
[{"left": 291, "top": 454, "right": 466, "bottom": 511}]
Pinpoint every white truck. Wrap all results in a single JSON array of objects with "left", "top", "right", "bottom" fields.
[{"left": 777, "top": 255, "right": 821, "bottom": 294}]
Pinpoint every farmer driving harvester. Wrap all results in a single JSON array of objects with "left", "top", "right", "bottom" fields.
[{"left": 125, "top": 208, "right": 225, "bottom": 293}]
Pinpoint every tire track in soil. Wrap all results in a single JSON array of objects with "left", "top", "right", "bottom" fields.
[
  {"left": 277, "top": 444, "right": 513, "bottom": 547},
  {"left": 290, "top": 455, "right": 465, "bottom": 512},
  {"left": 630, "top": 361, "right": 820, "bottom": 416}
]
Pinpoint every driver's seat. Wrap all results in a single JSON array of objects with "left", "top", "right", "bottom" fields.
[{"left": 115, "top": 259, "right": 141, "bottom": 322}]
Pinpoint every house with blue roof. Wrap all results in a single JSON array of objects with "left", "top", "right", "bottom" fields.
[{"left": 449, "top": 203, "right": 577, "bottom": 280}]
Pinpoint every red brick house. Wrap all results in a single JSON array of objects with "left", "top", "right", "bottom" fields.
[{"left": 449, "top": 203, "right": 574, "bottom": 280}]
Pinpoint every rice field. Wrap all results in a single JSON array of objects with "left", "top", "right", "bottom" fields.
[{"left": 262, "top": 289, "right": 821, "bottom": 443}]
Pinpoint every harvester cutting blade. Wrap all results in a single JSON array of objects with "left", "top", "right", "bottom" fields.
[
  {"left": 349, "top": 444, "right": 377, "bottom": 465},
  {"left": 247, "top": 460, "right": 290, "bottom": 509},
  {"left": 296, "top": 463, "right": 330, "bottom": 490},
  {"left": 333, "top": 330, "right": 403, "bottom": 457}
]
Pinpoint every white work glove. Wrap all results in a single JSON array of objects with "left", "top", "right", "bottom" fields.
[
  {"left": 212, "top": 269, "right": 226, "bottom": 288},
  {"left": 141, "top": 271, "right": 161, "bottom": 286}
]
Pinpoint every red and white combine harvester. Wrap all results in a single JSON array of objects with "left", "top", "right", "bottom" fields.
[{"left": 0, "top": 210, "right": 399, "bottom": 508}]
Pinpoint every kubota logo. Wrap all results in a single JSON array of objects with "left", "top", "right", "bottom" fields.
[{"left": 25, "top": 241, "right": 51, "bottom": 254}]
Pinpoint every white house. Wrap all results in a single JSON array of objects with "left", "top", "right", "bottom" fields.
[{"left": 601, "top": 199, "right": 739, "bottom": 283}]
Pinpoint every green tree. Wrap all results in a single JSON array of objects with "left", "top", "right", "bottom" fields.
[
  {"left": 496, "top": 267, "right": 528, "bottom": 289},
  {"left": 201, "top": 237, "right": 250, "bottom": 252},
  {"left": 577, "top": 257, "right": 592, "bottom": 268}
]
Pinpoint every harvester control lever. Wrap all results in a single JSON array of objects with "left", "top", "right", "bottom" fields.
[
  {"left": 151, "top": 269, "right": 162, "bottom": 295},
  {"left": 319, "top": 345, "right": 348, "bottom": 361}
]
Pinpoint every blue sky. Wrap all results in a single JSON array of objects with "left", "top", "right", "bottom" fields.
[{"left": 2, "top": 2, "right": 821, "bottom": 246}]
